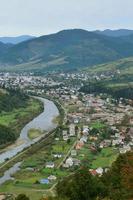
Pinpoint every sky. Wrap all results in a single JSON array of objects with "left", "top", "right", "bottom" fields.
[{"left": 0, "top": 0, "right": 132, "bottom": 36}]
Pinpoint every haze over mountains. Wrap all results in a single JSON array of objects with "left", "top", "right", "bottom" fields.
[
  {"left": 0, "top": 35, "right": 35, "bottom": 44},
  {"left": 0, "top": 29, "right": 133, "bottom": 72}
]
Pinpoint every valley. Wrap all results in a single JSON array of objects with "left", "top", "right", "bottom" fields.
[{"left": 0, "top": 71, "right": 132, "bottom": 200}]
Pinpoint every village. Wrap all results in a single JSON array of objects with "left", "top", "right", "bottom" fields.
[{"left": 0, "top": 72, "right": 132, "bottom": 190}]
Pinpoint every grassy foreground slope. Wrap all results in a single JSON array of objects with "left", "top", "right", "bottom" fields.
[{"left": 0, "top": 89, "right": 43, "bottom": 148}]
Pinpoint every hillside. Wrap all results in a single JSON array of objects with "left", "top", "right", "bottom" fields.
[
  {"left": 0, "top": 42, "right": 13, "bottom": 55},
  {"left": 0, "top": 35, "right": 35, "bottom": 44},
  {"left": 84, "top": 57, "right": 133, "bottom": 76},
  {"left": 1, "top": 29, "right": 133, "bottom": 72}
]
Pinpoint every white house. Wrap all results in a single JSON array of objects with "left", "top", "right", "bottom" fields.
[
  {"left": 69, "top": 124, "right": 75, "bottom": 136},
  {"left": 46, "top": 162, "right": 55, "bottom": 169},
  {"left": 65, "top": 157, "right": 73, "bottom": 167},
  {"left": 48, "top": 175, "right": 57, "bottom": 181}
]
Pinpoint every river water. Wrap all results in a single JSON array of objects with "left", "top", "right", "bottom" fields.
[{"left": 0, "top": 97, "right": 59, "bottom": 184}]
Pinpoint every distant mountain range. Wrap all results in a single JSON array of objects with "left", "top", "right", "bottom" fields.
[
  {"left": 0, "top": 29, "right": 133, "bottom": 72},
  {"left": 0, "top": 35, "right": 35, "bottom": 44},
  {"left": 94, "top": 29, "right": 133, "bottom": 37}
]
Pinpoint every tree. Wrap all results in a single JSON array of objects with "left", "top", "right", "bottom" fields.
[
  {"left": 15, "top": 194, "right": 30, "bottom": 200},
  {"left": 56, "top": 168, "right": 106, "bottom": 200}
]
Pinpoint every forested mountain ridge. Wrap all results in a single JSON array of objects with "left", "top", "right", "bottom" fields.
[
  {"left": 94, "top": 29, "right": 133, "bottom": 37},
  {"left": 1, "top": 29, "right": 133, "bottom": 72}
]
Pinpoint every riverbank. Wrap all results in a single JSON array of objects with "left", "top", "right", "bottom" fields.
[{"left": 0, "top": 97, "right": 43, "bottom": 150}]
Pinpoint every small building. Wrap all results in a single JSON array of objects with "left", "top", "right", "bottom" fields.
[
  {"left": 63, "top": 135, "right": 69, "bottom": 141},
  {"left": 96, "top": 167, "right": 103, "bottom": 176},
  {"left": 53, "top": 154, "right": 62, "bottom": 158},
  {"left": 69, "top": 124, "right": 76, "bottom": 136},
  {"left": 76, "top": 141, "right": 84, "bottom": 150},
  {"left": 89, "top": 169, "right": 97, "bottom": 176},
  {"left": 71, "top": 150, "right": 77, "bottom": 157},
  {"left": 40, "top": 179, "right": 49, "bottom": 184},
  {"left": 73, "top": 158, "right": 80, "bottom": 166},
  {"left": 48, "top": 175, "right": 57, "bottom": 181},
  {"left": 65, "top": 157, "right": 73, "bottom": 167},
  {"left": 80, "top": 136, "right": 88, "bottom": 143},
  {"left": 46, "top": 162, "right": 55, "bottom": 169}
]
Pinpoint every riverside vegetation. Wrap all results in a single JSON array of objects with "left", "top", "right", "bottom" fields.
[{"left": 0, "top": 89, "right": 43, "bottom": 149}]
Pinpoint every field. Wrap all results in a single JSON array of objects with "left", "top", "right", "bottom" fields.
[
  {"left": 0, "top": 128, "right": 76, "bottom": 199},
  {"left": 91, "top": 147, "right": 119, "bottom": 169}
]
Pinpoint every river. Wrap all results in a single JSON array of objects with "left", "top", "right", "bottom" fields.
[{"left": 0, "top": 97, "right": 59, "bottom": 164}]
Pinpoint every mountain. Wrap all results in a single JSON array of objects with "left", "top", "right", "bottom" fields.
[
  {"left": 0, "top": 35, "right": 36, "bottom": 44},
  {"left": 1, "top": 29, "right": 133, "bottom": 72},
  {"left": 94, "top": 29, "right": 133, "bottom": 37},
  {"left": 0, "top": 42, "right": 13, "bottom": 55}
]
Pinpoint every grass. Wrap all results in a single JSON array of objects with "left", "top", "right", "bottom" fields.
[
  {"left": 0, "top": 182, "right": 45, "bottom": 200},
  {"left": 91, "top": 147, "right": 119, "bottom": 169},
  {"left": 42, "top": 168, "right": 69, "bottom": 178},
  {"left": 28, "top": 128, "right": 44, "bottom": 140},
  {"left": 91, "top": 122, "right": 106, "bottom": 129},
  {"left": 84, "top": 57, "right": 133, "bottom": 76},
  {"left": 0, "top": 98, "right": 42, "bottom": 126},
  {"left": 76, "top": 144, "right": 119, "bottom": 169}
]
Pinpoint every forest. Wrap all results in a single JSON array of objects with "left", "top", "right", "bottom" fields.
[{"left": 80, "top": 81, "right": 133, "bottom": 99}]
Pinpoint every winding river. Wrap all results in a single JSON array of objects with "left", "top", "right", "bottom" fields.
[{"left": 0, "top": 97, "right": 59, "bottom": 184}]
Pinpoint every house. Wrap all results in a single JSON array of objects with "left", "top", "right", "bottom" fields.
[
  {"left": 26, "top": 167, "right": 34, "bottom": 172},
  {"left": 65, "top": 157, "right": 73, "bottom": 167},
  {"left": 55, "top": 137, "right": 60, "bottom": 141},
  {"left": 119, "top": 145, "right": 131, "bottom": 154},
  {"left": 62, "top": 130, "right": 69, "bottom": 141},
  {"left": 74, "top": 118, "right": 79, "bottom": 124},
  {"left": 46, "top": 162, "right": 55, "bottom": 169},
  {"left": 80, "top": 136, "right": 88, "bottom": 143},
  {"left": 103, "top": 140, "right": 112, "bottom": 147},
  {"left": 96, "top": 167, "right": 104, "bottom": 176},
  {"left": 48, "top": 175, "right": 57, "bottom": 181},
  {"left": 76, "top": 141, "right": 84, "bottom": 150},
  {"left": 82, "top": 126, "right": 89, "bottom": 136},
  {"left": 71, "top": 150, "right": 77, "bottom": 157},
  {"left": 112, "top": 139, "right": 123, "bottom": 146},
  {"left": 63, "top": 135, "right": 69, "bottom": 141},
  {"left": 89, "top": 169, "right": 98, "bottom": 176},
  {"left": 73, "top": 158, "right": 81, "bottom": 166},
  {"left": 69, "top": 124, "right": 76, "bottom": 136},
  {"left": 53, "top": 154, "right": 62, "bottom": 158},
  {"left": 62, "top": 130, "right": 68, "bottom": 136},
  {"left": 89, "top": 136, "right": 98, "bottom": 141}
]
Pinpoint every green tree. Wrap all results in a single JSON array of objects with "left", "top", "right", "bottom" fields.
[
  {"left": 56, "top": 168, "right": 106, "bottom": 200},
  {"left": 15, "top": 194, "right": 30, "bottom": 200}
]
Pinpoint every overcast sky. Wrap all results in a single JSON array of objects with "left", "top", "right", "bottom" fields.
[{"left": 0, "top": 0, "right": 132, "bottom": 36}]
